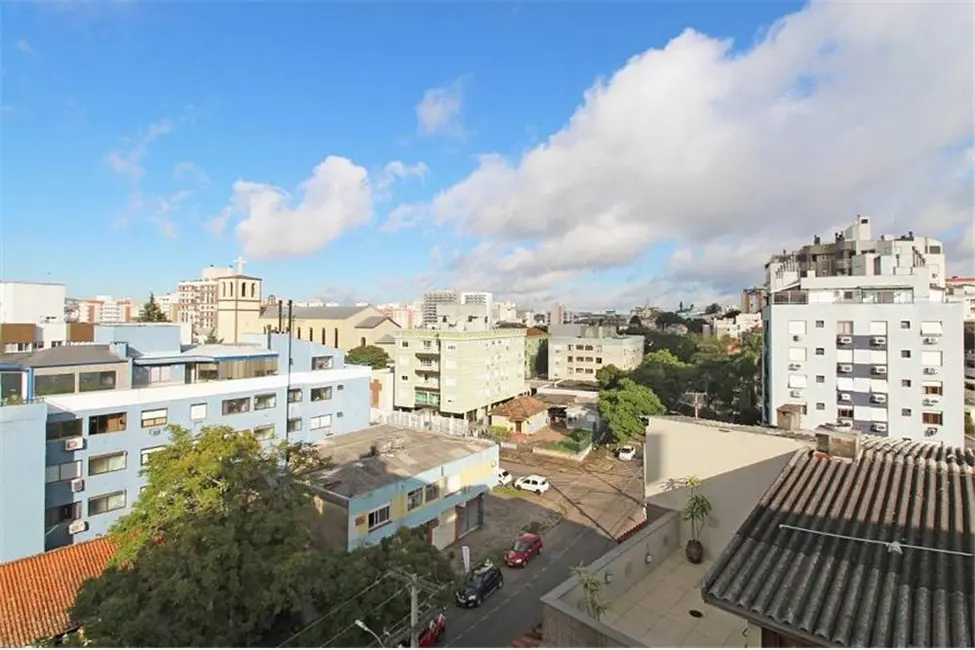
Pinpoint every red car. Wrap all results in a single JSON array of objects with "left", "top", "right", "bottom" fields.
[
  {"left": 505, "top": 532, "right": 543, "bottom": 567},
  {"left": 399, "top": 613, "right": 446, "bottom": 647}
]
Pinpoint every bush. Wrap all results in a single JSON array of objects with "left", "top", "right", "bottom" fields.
[
  {"left": 488, "top": 425, "right": 512, "bottom": 440},
  {"left": 544, "top": 429, "right": 593, "bottom": 454}
]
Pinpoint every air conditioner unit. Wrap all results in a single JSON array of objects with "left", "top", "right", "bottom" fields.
[
  {"left": 870, "top": 336, "right": 887, "bottom": 346},
  {"left": 836, "top": 419, "right": 853, "bottom": 428},
  {"left": 922, "top": 337, "right": 937, "bottom": 345},
  {"left": 925, "top": 427, "right": 939, "bottom": 436},
  {"left": 792, "top": 335, "right": 802, "bottom": 342},
  {"left": 67, "top": 520, "right": 88, "bottom": 535},
  {"left": 70, "top": 479, "right": 85, "bottom": 493},
  {"left": 871, "top": 394, "right": 887, "bottom": 404},
  {"left": 788, "top": 363, "right": 802, "bottom": 370},
  {"left": 839, "top": 392, "right": 851, "bottom": 401},
  {"left": 837, "top": 336, "right": 853, "bottom": 344},
  {"left": 923, "top": 397, "right": 941, "bottom": 406},
  {"left": 839, "top": 364, "right": 853, "bottom": 373},
  {"left": 872, "top": 366, "right": 887, "bottom": 375},
  {"left": 63, "top": 437, "right": 85, "bottom": 452},
  {"left": 872, "top": 423, "right": 888, "bottom": 433},
  {"left": 923, "top": 367, "right": 938, "bottom": 375},
  {"left": 790, "top": 390, "right": 802, "bottom": 398}
]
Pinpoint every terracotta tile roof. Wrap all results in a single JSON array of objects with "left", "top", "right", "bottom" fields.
[
  {"left": 525, "top": 327, "right": 546, "bottom": 337},
  {"left": 0, "top": 538, "right": 116, "bottom": 647},
  {"left": 703, "top": 437, "right": 975, "bottom": 648},
  {"left": 491, "top": 396, "right": 549, "bottom": 421}
]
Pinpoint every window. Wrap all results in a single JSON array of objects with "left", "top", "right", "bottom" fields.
[
  {"left": 222, "top": 398, "right": 251, "bottom": 415},
  {"left": 89, "top": 452, "right": 126, "bottom": 476},
  {"left": 141, "top": 408, "right": 168, "bottom": 428},
  {"left": 368, "top": 504, "right": 391, "bottom": 530},
  {"left": 190, "top": 403, "right": 207, "bottom": 420},
  {"left": 45, "top": 502, "right": 82, "bottom": 528},
  {"left": 815, "top": 320, "right": 824, "bottom": 328},
  {"left": 254, "top": 425, "right": 275, "bottom": 440},
  {"left": 337, "top": 385, "right": 344, "bottom": 391},
  {"left": 337, "top": 411, "right": 344, "bottom": 418},
  {"left": 149, "top": 366, "right": 172, "bottom": 383},
  {"left": 596, "top": 357, "right": 603, "bottom": 364},
  {"left": 922, "top": 412, "right": 943, "bottom": 425},
  {"left": 312, "top": 356, "right": 334, "bottom": 370},
  {"left": 407, "top": 488, "right": 424, "bottom": 511},
  {"left": 901, "top": 379, "right": 912, "bottom": 388},
  {"left": 45, "top": 461, "right": 82, "bottom": 484},
  {"left": 921, "top": 351, "right": 943, "bottom": 367},
  {"left": 89, "top": 412, "right": 127, "bottom": 435},
  {"left": 141, "top": 446, "right": 165, "bottom": 465},
  {"left": 311, "top": 386, "right": 333, "bottom": 402},
  {"left": 254, "top": 393, "right": 276, "bottom": 410},
  {"left": 923, "top": 383, "right": 943, "bottom": 395},
  {"left": 901, "top": 350, "right": 911, "bottom": 358},
  {"left": 815, "top": 348, "right": 824, "bottom": 356},
  {"left": 89, "top": 491, "right": 126, "bottom": 516},
  {"left": 400, "top": 341, "right": 409, "bottom": 348},
  {"left": 309, "top": 414, "right": 333, "bottom": 431},
  {"left": 837, "top": 321, "right": 853, "bottom": 335},
  {"left": 900, "top": 320, "right": 911, "bottom": 329},
  {"left": 287, "top": 418, "right": 302, "bottom": 433},
  {"left": 46, "top": 418, "right": 82, "bottom": 441},
  {"left": 78, "top": 371, "right": 117, "bottom": 392},
  {"left": 446, "top": 344, "right": 457, "bottom": 351},
  {"left": 34, "top": 373, "right": 76, "bottom": 396},
  {"left": 816, "top": 403, "right": 825, "bottom": 410},
  {"left": 401, "top": 375, "right": 409, "bottom": 382},
  {"left": 838, "top": 407, "right": 854, "bottom": 419},
  {"left": 816, "top": 375, "right": 825, "bottom": 383},
  {"left": 902, "top": 408, "right": 912, "bottom": 416},
  {"left": 425, "top": 483, "right": 441, "bottom": 502},
  {"left": 288, "top": 388, "right": 302, "bottom": 403},
  {"left": 920, "top": 321, "right": 944, "bottom": 336},
  {"left": 788, "top": 374, "right": 807, "bottom": 389}
]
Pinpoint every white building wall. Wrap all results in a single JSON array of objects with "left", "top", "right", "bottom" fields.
[{"left": 0, "top": 282, "right": 66, "bottom": 323}]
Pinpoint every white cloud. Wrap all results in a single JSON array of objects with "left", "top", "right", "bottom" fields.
[
  {"left": 416, "top": 78, "right": 467, "bottom": 137},
  {"left": 380, "top": 203, "right": 427, "bottom": 232},
  {"left": 414, "top": 1, "right": 972, "bottom": 306},
  {"left": 228, "top": 156, "right": 374, "bottom": 260},
  {"left": 173, "top": 161, "right": 211, "bottom": 187},
  {"left": 106, "top": 119, "right": 175, "bottom": 182},
  {"left": 17, "top": 39, "right": 32, "bottom": 54}
]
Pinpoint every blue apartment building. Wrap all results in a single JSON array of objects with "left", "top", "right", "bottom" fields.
[{"left": 0, "top": 324, "right": 372, "bottom": 563}]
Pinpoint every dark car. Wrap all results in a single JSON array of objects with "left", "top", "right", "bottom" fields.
[
  {"left": 455, "top": 560, "right": 503, "bottom": 608},
  {"left": 505, "top": 532, "right": 543, "bottom": 568}
]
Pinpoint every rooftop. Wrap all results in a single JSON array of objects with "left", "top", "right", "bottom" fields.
[
  {"left": 134, "top": 343, "right": 277, "bottom": 364},
  {"left": 261, "top": 305, "right": 369, "bottom": 321},
  {"left": 0, "top": 538, "right": 116, "bottom": 646},
  {"left": 317, "top": 424, "right": 495, "bottom": 497},
  {"left": 355, "top": 315, "right": 394, "bottom": 329},
  {"left": 0, "top": 345, "right": 125, "bottom": 369},
  {"left": 393, "top": 328, "right": 527, "bottom": 340},
  {"left": 491, "top": 395, "right": 549, "bottom": 420},
  {"left": 702, "top": 437, "right": 975, "bottom": 648}
]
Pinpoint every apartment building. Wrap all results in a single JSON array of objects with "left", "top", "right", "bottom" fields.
[
  {"left": 0, "top": 281, "right": 95, "bottom": 352},
  {"left": 313, "top": 425, "right": 498, "bottom": 551},
  {"left": 548, "top": 303, "right": 566, "bottom": 326},
  {"left": 947, "top": 276, "right": 975, "bottom": 321},
  {"left": 740, "top": 287, "right": 767, "bottom": 314},
  {"left": 377, "top": 302, "right": 423, "bottom": 329},
  {"left": 493, "top": 300, "right": 517, "bottom": 324},
  {"left": 177, "top": 264, "right": 236, "bottom": 337},
  {"left": 547, "top": 324, "right": 644, "bottom": 381},
  {"left": 460, "top": 292, "right": 494, "bottom": 325},
  {"left": 421, "top": 290, "right": 459, "bottom": 327},
  {"left": 0, "top": 323, "right": 372, "bottom": 563},
  {"left": 392, "top": 329, "right": 528, "bottom": 420},
  {"left": 704, "top": 312, "right": 762, "bottom": 340},
  {"left": 431, "top": 303, "right": 491, "bottom": 331},
  {"left": 75, "top": 296, "right": 135, "bottom": 324},
  {"left": 762, "top": 269, "right": 963, "bottom": 447},
  {"left": 153, "top": 292, "right": 180, "bottom": 322}
]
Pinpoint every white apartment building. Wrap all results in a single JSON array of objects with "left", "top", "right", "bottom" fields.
[
  {"left": 422, "top": 290, "right": 459, "bottom": 327},
  {"left": 704, "top": 313, "right": 763, "bottom": 340},
  {"left": 153, "top": 292, "right": 180, "bottom": 322},
  {"left": 493, "top": 301, "right": 518, "bottom": 324},
  {"left": 177, "top": 264, "right": 236, "bottom": 336},
  {"left": 460, "top": 292, "right": 493, "bottom": 325},
  {"left": 0, "top": 281, "right": 66, "bottom": 325},
  {"left": 966, "top": 351, "right": 975, "bottom": 407},
  {"left": 431, "top": 303, "right": 491, "bottom": 331},
  {"left": 75, "top": 296, "right": 135, "bottom": 324},
  {"left": 946, "top": 276, "right": 975, "bottom": 321},
  {"left": 548, "top": 324, "right": 644, "bottom": 381},
  {"left": 763, "top": 267, "right": 963, "bottom": 448},
  {"left": 392, "top": 329, "right": 528, "bottom": 420}
]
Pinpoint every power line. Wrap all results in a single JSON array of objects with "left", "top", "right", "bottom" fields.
[
  {"left": 275, "top": 576, "right": 388, "bottom": 647},
  {"left": 778, "top": 524, "right": 975, "bottom": 558},
  {"left": 319, "top": 588, "right": 407, "bottom": 648}
]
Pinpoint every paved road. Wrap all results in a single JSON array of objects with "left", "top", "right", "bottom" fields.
[{"left": 444, "top": 521, "right": 615, "bottom": 648}]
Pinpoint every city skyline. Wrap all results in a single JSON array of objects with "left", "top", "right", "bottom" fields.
[{"left": 2, "top": 2, "right": 970, "bottom": 309}]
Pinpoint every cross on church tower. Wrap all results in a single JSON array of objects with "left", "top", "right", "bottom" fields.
[{"left": 233, "top": 256, "right": 246, "bottom": 275}]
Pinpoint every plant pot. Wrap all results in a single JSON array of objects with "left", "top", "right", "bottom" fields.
[{"left": 685, "top": 539, "right": 704, "bottom": 564}]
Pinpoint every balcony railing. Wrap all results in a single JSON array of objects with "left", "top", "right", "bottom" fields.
[
  {"left": 771, "top": 288, "right": 918, "bottom": 305},
  {"left": 416, "top": 362, "right": 440, "bottom": 372},
  {"left": 415, "top": 390, "right": 441, "bottom": 406}
]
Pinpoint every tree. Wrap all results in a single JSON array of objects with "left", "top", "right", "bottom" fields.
[
  {"left": 966, "top": 412, "right": 975, "bottom": 437},
  {"left": 533, "top": 338, "right": 549, "bottom": 377},
  {"left": 598, "top": 378, "right": 666, "bottom": 441},
  {"left": 136, "top": 293, "right": 169, "bottom": 322},
  {"left": 653, "top": 311, "right": 685, "bottom": 330},
  {"left": 346, "top": 344, "right": 391, "bottom": 369},
  {"left": 203, "top": 331, "right": 224, "bottom": 344},
  {"left": 595, "top": 364, "right": 625, "bottom": 389},
  {"left": 628, "top": 314, "right": 642, "bottom": 328},
  {"left": 704, "top": 303, "right": 723, "bottom": 316}
]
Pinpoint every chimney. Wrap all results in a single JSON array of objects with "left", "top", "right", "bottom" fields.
[{"left": 815, "top": 430, "right": 861, "bottom": 460}]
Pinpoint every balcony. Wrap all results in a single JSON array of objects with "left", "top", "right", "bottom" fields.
[
  {"left": 416, "top": 361, "right": 440, "bottom": 373},
  {"left": 415, "top": 376, "right": 440, "bottom": 390},
  {"left": 415, "top": 390, "right": 440, "bottom": 407}
]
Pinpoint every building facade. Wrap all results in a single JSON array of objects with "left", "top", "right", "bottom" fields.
[
  {"left": 0, "top": 281, "right": 97, "bottom": 352},
  {"left": 257, "top": 305, "right": 401, "bottom": 352},
  {"left": 762, "top": 272, "right": 963, "bottom": 447},
  {"left": 312, "top": 425, "right": 498, "bottom": 551},
  {"left": 0, "top": 324, "right": 372, "bottom": 563},
  {"left": 947, "top": 276, "right": 975, "bottom": 321},
  {"left": 216, "top": 267, "right": 263, "bottom": 345},
  {"left": 75, "top": 296, "right": 135, "bottom": 324},
  {"left": 378, "top": 302, "right": 423, "bottom": 329},
  {"left": 392, "top": 329, "right": 528, "bottom": 420},
  {"left": 176, "top": 265, "right": 236, "bottom": 338},
  {"left": 740, "top": 287, "right": 767, "bottom": 314},
  {"left": 548, "top": 325, "right": 644, "bottom": 381},
  {"left": 422, "top": 290, "right": 459, "bottom": 327}
]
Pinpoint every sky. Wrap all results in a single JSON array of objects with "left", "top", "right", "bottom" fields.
[{"left": 1, "top": 1, "right": 972, "bottom": 311}]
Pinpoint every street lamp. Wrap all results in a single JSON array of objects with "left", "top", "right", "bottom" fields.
[{"left": 355, "top": 619, "right": 386, "bottom": 648}]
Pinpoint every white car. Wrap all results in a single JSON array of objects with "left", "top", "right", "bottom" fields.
[
  {"left": 514, "top": 475, "right": 551, "bottom": 495},
  {"left": 617, "top": 445, "right": 636, "bottom": 461},
  {"left": 497, "top": 469, "right": 513, "bottom": 487}
]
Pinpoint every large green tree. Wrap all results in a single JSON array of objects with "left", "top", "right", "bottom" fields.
[
  {"left": 345, "top": 344, "right": 391, "bottom": 369},
  {"left": 598, "top": 378, "right": 666, "bottom": 441},
  {"left": 136, "top": 293, "right": 169, "bottom": 322}
]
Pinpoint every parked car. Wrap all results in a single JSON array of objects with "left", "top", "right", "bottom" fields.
[
  {"left": 505, "top": 532, "right": 543, "bottom": 568},
  {"left": 456, "top": 560, "right": 503, "bottom": 608},
  {"left": 497, "top": 468, "right": 513, "bottom": 487},
  {"left": 397, "top": 613, "right": 447, "bottom": 647},
  {"left": 617, "top": 445, "right": 636, "bottom": 461},
  {"left": 514, "top": 475, "right": 551, "bottom": 495}
]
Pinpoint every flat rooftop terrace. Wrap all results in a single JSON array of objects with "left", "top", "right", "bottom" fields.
[{"left": 317, "top": 425, "right": 495, "bottom": 497}]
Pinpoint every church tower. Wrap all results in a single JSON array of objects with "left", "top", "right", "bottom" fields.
[{"left": 215, "top": 257, "right": 262, "bottom": 344}]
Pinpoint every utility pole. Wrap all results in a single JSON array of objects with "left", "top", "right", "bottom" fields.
[{"left": 408, "top": 574, "right": 419, "bottom": 649}]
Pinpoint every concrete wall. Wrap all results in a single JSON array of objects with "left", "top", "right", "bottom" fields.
[
  {"left": 0, "top": 401, "right": 47, "bottom": 562},
  {"left": 95, "top": 323, "right": 182, "bottom": 355},
  {"left": 642, "top": 418, "right": 808, "bottom": 561},
  {"left": 540, "top": 512, "right": 681, "bottom": 647}
]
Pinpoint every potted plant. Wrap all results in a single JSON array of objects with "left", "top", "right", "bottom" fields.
[{"left": 682, "top": 476, "right": 711, "bottom": 564}]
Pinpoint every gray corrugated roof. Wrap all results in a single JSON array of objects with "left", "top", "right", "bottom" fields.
[
  {"left": 0, "top": 345, "right": 125, "bottom": 368},
  {"left": 702, "top": 437, "right": 975, "bottom": 648},
  {"left": 355, "top": 315, "right": 391, "bottom": 329}
]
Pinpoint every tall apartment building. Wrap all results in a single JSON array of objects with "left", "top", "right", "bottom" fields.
[
  {"left": 0, "top": 323, "right": 372, "bottom": 563},
  {"left": 177, "top": 264, "right": 236, "bottom": 337},
  {"left": 548, "top": 303, "right": 566, "bottom": 327},
  {"left": 153, "top": 292, "right": 180, "bottom": 322},
  {"left": 548, "top": 324, "right": 644, "bottom": 381},
  {"left": 431, "top": 303, "right": 491, "bottom": 331},
  {"left": 0, "top": 281, "right": 94, "bottom": 352},
  {"left": 392, "top": 329, "right": 527, "bottom": 420},
  {"left": 740, "top": 287, "right": 768, "bottom": 314},
  {"left": 763, "top": 267, "right": 963, "bottom": 447},
  {"left": 75, "top": 296, "right": 135, "bottom": 324},
  {"left": 493, "top": 301, "right": 518, "bottom": 324},
  {"left": 460, "top": 292, "right": 493, "bottom": 325},
  {"left": 421, "top": 290, "right": 459, "bottom": 327}
]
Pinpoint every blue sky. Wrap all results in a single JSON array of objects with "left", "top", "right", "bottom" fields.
[{"left": 2, "top": 1, "right": 969, "bottom": 309}]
